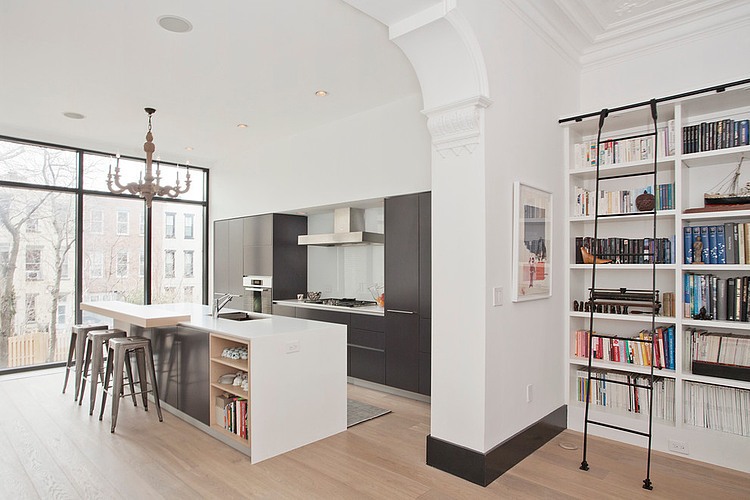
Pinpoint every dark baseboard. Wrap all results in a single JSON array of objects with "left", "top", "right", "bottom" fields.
[{"left": 426, "top": 405, "right": 567, "bottom": 487}]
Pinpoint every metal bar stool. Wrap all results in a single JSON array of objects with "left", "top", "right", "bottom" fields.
[
  {"left": 62, "top": 324, "right": 108, "bottom": 400},
  {"left": 99, "top": 336, "right": 163, "bottom": 433},
  {"left": 79, "top": 328, "right": 137, "bottom": 415}
]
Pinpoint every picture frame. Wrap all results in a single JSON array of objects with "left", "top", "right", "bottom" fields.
[{"left": 512, "top": 181, "right": 552, "bottom": 302}]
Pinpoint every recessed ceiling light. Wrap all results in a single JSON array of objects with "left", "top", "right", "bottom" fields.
[
  {"left": 314, "top": 90, "right": 328, "bottom": 97},
  {"left": 63, "top": 112, "right": 85, "bottom": 120},
  {"left": 157, "top": 15, "right": 193, "bottom": 33},
  {"left": 237, "top": 123, "right": 248, "bottom": 128},
  {"left": 185, "top": 146, "right": 194, "bottom": 151}
]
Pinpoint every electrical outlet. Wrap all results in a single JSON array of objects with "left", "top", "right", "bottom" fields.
[
  {"left": 526, "top": 384, "right": 533, "bottom": 403},
  {"left": 285, "top": 340, "right": 300, "bottom": 354},
  {"left": 668, "top": 439, "right": 689, "bottom": 455}
]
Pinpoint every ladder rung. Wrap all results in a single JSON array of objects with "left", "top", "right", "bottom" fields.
[
  {"left": 589, "top": 376, "right": 653, "bottom": 389},
  {"left": 601, "top": 131, "right": 657, "bottom": 143},
  {"left": 589, "top": 333, "right": 654, "bottom": 343},
  {"left": 586, "top": 419, "right": 651, "bottom": 437},
  {"left": 599, "top": 171, "right": 656, "bottom": 181},
  {"left": 596, "top": 211, "right": 656, "bottom": 218}
]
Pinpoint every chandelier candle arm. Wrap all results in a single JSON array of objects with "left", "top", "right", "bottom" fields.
[{"left": 105, "top": 107, "right": 191, "bottom": 207}]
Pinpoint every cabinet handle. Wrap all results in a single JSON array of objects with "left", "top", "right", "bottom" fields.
[{"left": 387, "top": 309, "right": 414, "bottom": 315}]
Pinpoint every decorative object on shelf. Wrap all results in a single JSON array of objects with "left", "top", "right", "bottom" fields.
[
  {"left": 692, "top": 236, "right": 703, "bottom": 264},
  {"left": 704, "top": 157, "right": 750, "bottom": 206},
  {"left": 512, "top": 181, "right": 552, "bottom": 302},
  {"left": 635, "top": 190, "right": 655, "bottom": 211},
  {"left": 106, "top": 107, "right": 191, "bottom": 207},
  {"left": 306, "top": 291, "right": 322, "bottom": 301},
  {"left": 368, "top": 284, "right": 385, "bottom": 307},
  {"left": 580, "top": 246, "right": 612, "bottom": 264}
]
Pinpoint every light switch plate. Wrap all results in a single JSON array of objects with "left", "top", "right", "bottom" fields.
[{"left": 493, "top": 287, "right": 503, "bottom": 306}]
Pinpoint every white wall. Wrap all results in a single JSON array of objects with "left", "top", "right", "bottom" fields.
[
  {"left": 461, "top": 0, "right": 578, "bottom": 451},
  {"left": 579, "top": 23, "right": 750, "bottom": 113},
  {"left": 210, "top": 94, "right": 431, "bottom": 221}
]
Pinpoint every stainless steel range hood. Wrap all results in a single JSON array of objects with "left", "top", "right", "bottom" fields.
[{"left": 298, "top": 207, "right": 384, "bottom": 246}]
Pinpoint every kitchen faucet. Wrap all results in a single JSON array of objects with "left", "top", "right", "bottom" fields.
[{"left": 213, "top": 292, "right": 240, "bottom": 318}]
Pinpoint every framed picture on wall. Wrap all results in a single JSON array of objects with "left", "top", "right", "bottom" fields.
[{"left": 512, "top": 181, "right": 552, "bottom": 302}]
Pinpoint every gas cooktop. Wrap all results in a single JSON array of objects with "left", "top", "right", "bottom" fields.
[{"left": 305, "top": 298, "right": 377, "bottom": 308}]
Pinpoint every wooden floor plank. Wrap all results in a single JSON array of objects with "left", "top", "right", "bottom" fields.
[{"left": 0, "top": 369, "right": 748, "bottom": 499}]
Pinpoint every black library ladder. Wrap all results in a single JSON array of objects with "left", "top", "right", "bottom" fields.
[{"left": 580, "top": 100, "right": 659, "bottom": 491}]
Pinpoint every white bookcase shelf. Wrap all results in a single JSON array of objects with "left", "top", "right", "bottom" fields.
[{"left": 563, "top": 83, "right": 750, "bottom": 473}]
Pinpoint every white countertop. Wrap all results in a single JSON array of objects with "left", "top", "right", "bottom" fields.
[
  {"left": 80, "top": 301, "right": 347, "bottom": 341},
  {"left": 274, "top": 299, "right": 385, "bottom": 316}
]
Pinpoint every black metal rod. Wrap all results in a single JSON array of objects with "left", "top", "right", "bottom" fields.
[
  {"left": 599, "top": 171, "right": 657, "bottom": 181},
  {"left": 646, "top": 98, "right": 658, "bottom": 490},
  {"left": 589, "top": 376, "right": 654, "bottom": 389},
  {"left": 600, "top": 131, "right": 657, "bottom": 142},
  {"left": 559, "top": 78, "right": 750, "bottom": 124},
  {"left": 586, "top": 419, "right": 651, "bottom": 438},
  {"left": 597, "top": 211, "right": 656, "bottom": 218},
  {"left": 589, "top": 333, "right": 654, "bottom": 343}
]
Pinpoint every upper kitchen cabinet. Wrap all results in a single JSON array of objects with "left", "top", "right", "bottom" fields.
[
  {"left": 385, "top": 194, "right": 420, "bottom": 313},
  {"left": 214, "top": 214, "right": 307, "bottom": 301},
  {"left": 214, "top": 218, "right": 245, "bottom": 296}
]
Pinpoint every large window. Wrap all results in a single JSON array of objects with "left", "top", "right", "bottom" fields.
[{"left": 0, "top": 138, "right": 208, "bottom": 373}]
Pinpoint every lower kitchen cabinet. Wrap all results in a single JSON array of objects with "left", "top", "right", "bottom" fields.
[
  {"left": 349, "top": 314, "right": 385, "bottom": 384},
  {"left": 385, "top": 312, "right": 420, "bottom": 393},
  {"left": 419, "top": 318, "right": 431, "bottom": 395},
  {"left": 141, "top": 325, "right": 210, "bottom": 425}
]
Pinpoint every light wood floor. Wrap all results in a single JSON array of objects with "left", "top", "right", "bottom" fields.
[{"left": 1, "top": 368, "right": 748, "bottom": 499}]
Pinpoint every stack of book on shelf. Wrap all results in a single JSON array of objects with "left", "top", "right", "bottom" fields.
[
  {"left": 688, "top": 328, "right": 750, "bottom": 382},
  {"left": 573, "top": 121, "right": 674, "bottom": 169},
  {"left": 216, "top": 393, "right": 249, "bottom": 440},
  {"left": 683, "top": 223, "right": 750, "bottom": 265},
  {"left": 573, "top": 184, "right": 674, "bottom": 217},
  {"left": 684, "top": 273, "right": 750, "bottom": 321},
  {"left": 575, "top": 327, "right": 675, "bottom": 370},
  {"left": 682, "top": 117, "right": 750, "bottom": 154},
  {"left": 575, "top": 236, "right": 674, "bottom": 264},
  {"left": 576, "top": 369, "right": 675, "bottom": 422},
  {"left": 683, "top": 381, "right": 750, "bottom": 437}
]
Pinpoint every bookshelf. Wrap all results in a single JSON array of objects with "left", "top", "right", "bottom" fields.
[
  {"left": 209, "top": 333, "right": 250, "bottom": 446},
  {"left": 563, "top": 82, "right": 750, "bottom": 472}
]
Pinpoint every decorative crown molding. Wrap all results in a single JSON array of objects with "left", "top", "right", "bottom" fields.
[{"left": 423, "top": 96, "right": 492, "bottom": 157}]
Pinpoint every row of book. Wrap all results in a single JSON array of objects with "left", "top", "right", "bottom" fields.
[
  {"left": 683, "top": 381, "right": 750, "bottom": 437},
  {"left": 684, "top": 223, "right": 750, "bottom": 265},
  {"left": 683, "top": 273, "right": 750, "bottom": 322},
  {"left": 574, "top": 326, "right": 675, "bottom": 370},
  {"left": 576, "top": 369, "right": 675, "bottom": 422},
  {"left": 572, "top": 184, "right": 675, "bottom": 217},
  {"left": 682, "top": 118, "right": 750, "bottom": 154},
  {"left": 216, "top": 394, "right": 249, "bottom": 440},
  {"left": 572, "top": 121, "right": 674, "bottom": 169},
  {"left": 575, "top": 236, "right": 675, "bottom": 264},
  {"left": 688, "top": 328, "right": 750, "bottom": 368}
]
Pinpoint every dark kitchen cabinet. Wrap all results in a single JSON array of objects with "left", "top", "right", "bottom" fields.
[
  {"left": 214, "top": 218, "right": 244, "bottom": 297},
  {"left": 215, "top": 214, "right": 307, "bottom": 305},
  {"left": 349, "top": 314, "right": 385, "bottom": 384},
  {"left": 385, "top": 192, "right": 431, "bottom": 394},
  {"left": 140, "top": 325, "right": 210, "bottom": 425}
]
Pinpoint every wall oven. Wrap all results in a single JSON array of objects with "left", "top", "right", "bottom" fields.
[{"left": 242, "top": 275, "right": 273, "bottom": 314}]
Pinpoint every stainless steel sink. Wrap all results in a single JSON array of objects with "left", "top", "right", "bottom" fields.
[{"left": 217, "top": 311, "right": 255, "bottom": 321}]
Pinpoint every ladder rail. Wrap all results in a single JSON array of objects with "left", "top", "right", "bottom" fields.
[{"left": 579, "top": 100, "right": 659, "bottom": 491}]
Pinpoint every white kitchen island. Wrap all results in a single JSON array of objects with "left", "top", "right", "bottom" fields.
[{"left": 80, "top": 301, "right": 347, "bottom": 463}]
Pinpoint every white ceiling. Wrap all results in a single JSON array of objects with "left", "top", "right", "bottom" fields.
[
  {"left": 0, "top": 0, "right": 421, "bottom": 168},
  {"left": 0, "top": 0, "right": 744, "bottom": 170}
]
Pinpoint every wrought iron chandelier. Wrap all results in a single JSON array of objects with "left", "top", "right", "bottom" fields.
[{"left": 106, "top": 107, "right": 191, "bottom": 207}]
